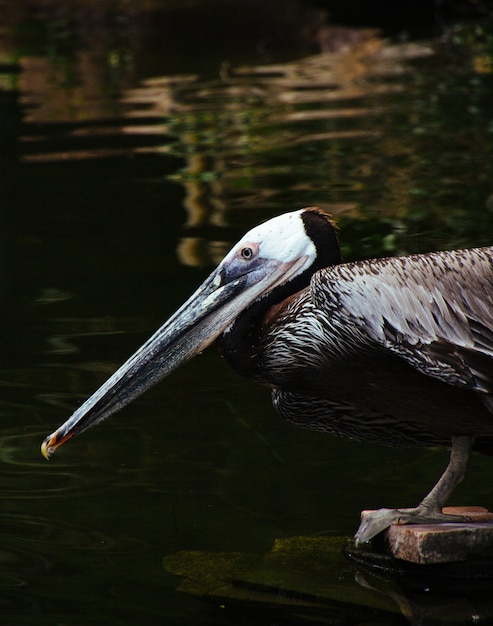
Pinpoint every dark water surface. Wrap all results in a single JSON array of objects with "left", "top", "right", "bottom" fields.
[{"left": 1, "top": 1, "right": 493, "bottom": 623}]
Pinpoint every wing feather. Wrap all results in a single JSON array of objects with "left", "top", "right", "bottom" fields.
[{"left": 312, "top": 247, "right": 493, "bottom": 393}]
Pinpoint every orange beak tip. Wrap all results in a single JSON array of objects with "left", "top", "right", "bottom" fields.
[
  {"left": 41, "top": 436, "right": 57, "bottom": 461},
  {"left": 41, "top": 429, "right": 76, "bottom": 460}
]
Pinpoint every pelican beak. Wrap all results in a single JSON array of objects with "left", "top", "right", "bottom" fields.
[{"left": 41, "top": 254, "right": 308, "bottom": 459}]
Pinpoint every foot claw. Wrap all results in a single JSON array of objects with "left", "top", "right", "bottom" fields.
[{"left": 354, "top": 508, "right": 403, "bottom": 546}]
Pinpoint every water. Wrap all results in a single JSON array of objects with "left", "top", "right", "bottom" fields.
[{"left": 1, "top": 1, "right": 493, "bottom": 623}]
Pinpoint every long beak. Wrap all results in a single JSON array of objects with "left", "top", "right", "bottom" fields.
[{"left": 41, "top": 255, "right": 307, "bottom": 459}]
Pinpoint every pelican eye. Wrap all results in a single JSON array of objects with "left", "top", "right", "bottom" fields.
[{"left": 240, "top": 246, "right": 254, "bottom": 260}]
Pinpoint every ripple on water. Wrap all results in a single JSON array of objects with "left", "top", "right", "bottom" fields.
[{"left": 0, "top": 426, "right": 124, "bottom": 497}]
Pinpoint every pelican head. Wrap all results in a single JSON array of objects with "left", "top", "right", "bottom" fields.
[{"left": 41, "top": 207, "right": 339, "bottom": 459}]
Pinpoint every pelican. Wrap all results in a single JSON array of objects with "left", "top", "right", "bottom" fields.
[{"left": 41, "top": 207, "right": 493, "bottom": 545}]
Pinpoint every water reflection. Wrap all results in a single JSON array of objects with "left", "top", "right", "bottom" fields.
[
  {"left": 355, "top": 567, "right": 493, "bottom": 625},
  {"left": 6, "top": 9, "right": 493, "bottom": 265},
  {"left": 120, "top": 29, "right": 493, "bottom": 267},
  {"left": 126, "top": 35, "right": 434, "bottom": 240}
]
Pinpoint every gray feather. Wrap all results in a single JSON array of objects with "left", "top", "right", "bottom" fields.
[{"left": 312, "top": 247, "right": 493, "bottom": 392}]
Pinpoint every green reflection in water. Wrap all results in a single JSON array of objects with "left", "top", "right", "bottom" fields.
[{"left": 160, "top": 30, "right": 493, "bottom": 259}]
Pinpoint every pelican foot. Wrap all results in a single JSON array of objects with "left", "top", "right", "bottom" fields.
[{"left": 354, "top": 507, "right": 471, "bottom": 546}]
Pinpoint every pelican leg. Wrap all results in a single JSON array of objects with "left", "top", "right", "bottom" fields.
[{"left": 354, "top": 435, "right": 473, "bottom": 546}]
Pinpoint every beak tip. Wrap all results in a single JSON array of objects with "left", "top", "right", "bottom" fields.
[{"left": 41, "top": 436, "right": 56, "bottom": 461}]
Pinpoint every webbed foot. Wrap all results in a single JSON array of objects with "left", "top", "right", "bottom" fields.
[{"left": 354, "top": 506, "right": 470, "bottom": 546}]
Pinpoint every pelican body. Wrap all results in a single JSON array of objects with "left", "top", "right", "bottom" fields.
[{"left": 42, "top": 208, "right": 493, "bottom": 544}]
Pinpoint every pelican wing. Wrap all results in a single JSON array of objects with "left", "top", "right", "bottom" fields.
[{"left": 313, "top": 247, "right": 493, "bottom": 393}]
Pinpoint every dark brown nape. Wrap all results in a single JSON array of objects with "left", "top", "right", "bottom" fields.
[{"left": 301, "top": 207, "right": 341, "bottom": 271}]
